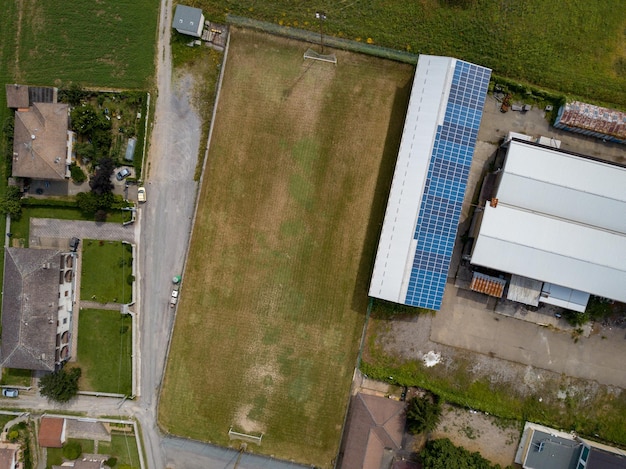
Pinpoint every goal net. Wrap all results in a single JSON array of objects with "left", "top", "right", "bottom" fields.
[
  {"left": 304, "top": 48, "right": 337, "bottom": 64},
  {"left": 228, "top": 427, "right": 263, "bottom": 445}
]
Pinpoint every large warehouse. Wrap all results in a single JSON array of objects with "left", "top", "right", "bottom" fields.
[
  {"left": 470, "top": 139, "right": 626, "bottom": 311},
  {"left": 369, "top": 55, "right": 491, "bottom": 310}
]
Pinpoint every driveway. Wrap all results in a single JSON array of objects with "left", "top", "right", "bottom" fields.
[{"left": 29, "top": 218, "right": 136, "bottom": 245}]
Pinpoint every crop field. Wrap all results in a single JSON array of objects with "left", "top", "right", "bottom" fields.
[
  {"left": 159, "top": 29, "right": 413, "bottom": 466},
  {"left": 197, "top": 0, "right": 626, "bottom": 107},
  {"left": 0, "top": 0, "right": 157, "bottom": 90}
]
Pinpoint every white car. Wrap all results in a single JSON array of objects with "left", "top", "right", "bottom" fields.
[
  {"left": 2, "top": 388, "right": 18, "bottom": 398},
  {"left": 137, "top": 186, "right": 147, "bottom": 203}
]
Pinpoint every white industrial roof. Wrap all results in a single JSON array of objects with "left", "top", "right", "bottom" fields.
[
  {"left": 497, "top": 140, "right": 626, "bottom": 233},
  {"left": 368, "top": 56, "right": 453, "bottom": 303},
  {"left": 471, "top": 140, "right": 626, "bottom": 302}
]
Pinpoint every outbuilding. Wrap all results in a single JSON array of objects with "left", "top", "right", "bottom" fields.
[{"left": 172, "top": 5, "right": 205, "bottom": 38}]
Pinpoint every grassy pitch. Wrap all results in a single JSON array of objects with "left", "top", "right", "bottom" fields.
[{"left": 159, "top": 29, "right": 413, "bottom": 466}]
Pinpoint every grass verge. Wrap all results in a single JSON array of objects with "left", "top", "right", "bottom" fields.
[
  {"left": 1, "top": 368, "right": 31, "bottom": 387},
  {"left": 71, "top": 309, "right": 132, "bottom": 395},
  {"left": 80, "top": 240, "right": 133, "bottom": 304},
  {"left": 159, "top": 29, "right": 413, "bottom": 467}
]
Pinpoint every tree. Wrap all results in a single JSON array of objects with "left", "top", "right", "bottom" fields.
[
  {"left": 62, "top": 440, "right": 82, "bottom": 460},
  {"left": 60, "top": 83, "right": 87, "bottom": 106},
  {"left": 73, "top": 142, "right": 95, "bottom": 163},
  {"left": 89, "top": 157, "right": 114, "bottom": 195},
  {"left": 406, "top": 394, "right": 442, "bottom": 435},
  {"left": 0, "top": 186, "right": 23, "bottom": 220},
  {"left": 39, "top": 367, "right": 81, "bottom": 403},
  {"left": 76, "top": 191, "right": 99, "bottom": 214}
]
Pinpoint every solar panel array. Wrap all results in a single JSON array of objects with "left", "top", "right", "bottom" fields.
[{"left": 404, "top": 60, "right": 491, "bottom": 309}]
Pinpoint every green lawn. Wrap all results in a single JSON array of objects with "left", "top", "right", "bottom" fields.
[
  {"left": 0, "top": 414, "right": 17, "bottom": 433},
  {"left": 159, "top": 30, "right": 413, "bottom": 467},
  {"left": 99, "top": 433, "right": 140, "bottom": 468},
  {"left": 80, "top": 240, "right": 133, "bottom": 304},
  {"left": 72, "top": 309, "right": 132, "bottom": 395},
  {"left": 197, "top": 0, "right": 626, "bottom": 107},
  {"left": 1, "top": 368, "right": 31, "bottom": 387}
]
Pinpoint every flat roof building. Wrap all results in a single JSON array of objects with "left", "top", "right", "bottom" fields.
[
  {"left": 470, "top": 139, "right": 626, "bottom": 310},
  {"left": 369, "top": 55, "right": 491, "bottom": 310}
]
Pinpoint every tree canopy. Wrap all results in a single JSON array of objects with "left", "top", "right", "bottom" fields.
[
  {"left": 39, "top": 367, "right": 81, "bottom": 403},
  {"left": 89, "top": 157, "right": 115, "bottom": 195},
  {"left": 406, "top": 394, "right": 442, "bottom": 435}
]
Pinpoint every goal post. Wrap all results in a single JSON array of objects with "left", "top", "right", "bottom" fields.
[
  {"left": 304, "top": 48, "right": 337, "bottom": 65},
  {"left": 228, "top": 427, "right": 263, "bottom": 445}
]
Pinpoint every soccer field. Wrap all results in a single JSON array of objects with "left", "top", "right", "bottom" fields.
[{"left": 158, "top": 29, "right": 413, "bottom": 466}]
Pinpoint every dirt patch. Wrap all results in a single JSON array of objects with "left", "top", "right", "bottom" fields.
[{"left": 430, "top": 405, "right": 520, "bottom": 467}]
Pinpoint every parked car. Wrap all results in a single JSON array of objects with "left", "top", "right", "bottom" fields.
[
  {"left": 116, "top": 168, "right": 131, "bottom": 181},
  {"left": 2, "top": 388, "right": 18, "bottom": 398},
  {"left": 137, "top": 186, "right": 146, "bottom": 203}
]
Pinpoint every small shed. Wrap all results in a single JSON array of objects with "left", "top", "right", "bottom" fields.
[
  {"left": 38, "top": 418, "right": 66, "bottom": 448},
  {"left": 172, "top": 5, "right": 205, "bottom": 38},
  {"left": 124, "top": 137, "right": 137, "bottom": 162}
]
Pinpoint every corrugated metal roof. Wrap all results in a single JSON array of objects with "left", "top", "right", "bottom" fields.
[
  {"left": 558, "top": 101, "right": 626, "bottom": 140},
  {"left": 498, "top": 140, "right": 626, "bottom": 234},
  {"left": 470, "top": 272, "right": 506, "bottom": 298},
  {"left": 471, "top": 203, "right": 626, "bottom": 303},
  {"left": 507, "top": 274, "right": 542, "bottom": 306},
  {"left": 369, "top": 56, "right": 454, "bottom": 305}
]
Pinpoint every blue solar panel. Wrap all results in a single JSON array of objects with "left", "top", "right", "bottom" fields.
[{"left": 404, "top": 60, "right": 491, "bottom": 310}]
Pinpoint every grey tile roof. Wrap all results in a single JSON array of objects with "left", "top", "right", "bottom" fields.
[{"left": 1, "top": 248, "right": 62, "bottom": 371}]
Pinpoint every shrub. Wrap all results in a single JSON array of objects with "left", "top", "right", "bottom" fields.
[
  {"left": 70, "top": 163, "right": 87, "bottom": 183},
  {"left": 406, "top": 394, "right": 442, "bottom": 435},
  {"left": 62, "top": 440, "right": 82, "bottom": 460},
  {"left": 105, "top": 457, "right": 117, "bottom": 467},
  {"left": 421, "top": 438, "right": 510, "bottom": 469},
  {"left": 7, "top": 430, "right": 18, "bottom": 442},
  {"left": 0, "top": 186, "right": 23, "bottom": 220}
]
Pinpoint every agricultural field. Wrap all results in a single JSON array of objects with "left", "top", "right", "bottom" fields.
[
  {"left": 159, "top": 29, "right": 413, "bottom": 467},
  {"left": 198, "top": 0, "right": 626, "bottom": 107},
  {"left": 4, "top": 0, "right": 158, "bottom": 90}
]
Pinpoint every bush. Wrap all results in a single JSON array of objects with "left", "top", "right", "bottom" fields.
[
  {"left": 421, "top": 438, "right": 510, "bottom": 469},
  {"left": 7, "top": 430, "right": 18, "bottom": 442},
  {"left": 406, "top": 394, "right": 442, "bottom": 435},
  {"left": 22, "top": 197, "right": 77, "bottom": 208},
  {"left": 105, "top": 457, "right": 117, "bottom": 467},
  {"left": 0, "top": 185, "right": 23, "bottom": 220},
  {"left": 70, "top": 163, "right": 87, "bottom": 183},
  {"left": 127, "top": 274, "right": 135, "bottom": 286},
  {"left": 62, "top": 440, "right": 82, "bottom": 460}
]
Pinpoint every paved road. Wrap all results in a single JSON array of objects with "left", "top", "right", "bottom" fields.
[{"left": 30, "top": 218, "right": 136, "bottom": 244}]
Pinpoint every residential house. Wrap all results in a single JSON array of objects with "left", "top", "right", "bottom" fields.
[
  {"left": 0, "top": 442, "right": 20, "bottom": 469},
  {"left": 338, "top": 393, "right": 407, "bottom": 469},
  {"left": 0, "top": 248, "right": 75, "bottom": 371}
]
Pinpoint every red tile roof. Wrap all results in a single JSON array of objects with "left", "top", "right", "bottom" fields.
[{"left": 39, "top": 418, "right": 64, "bottom": 448}]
